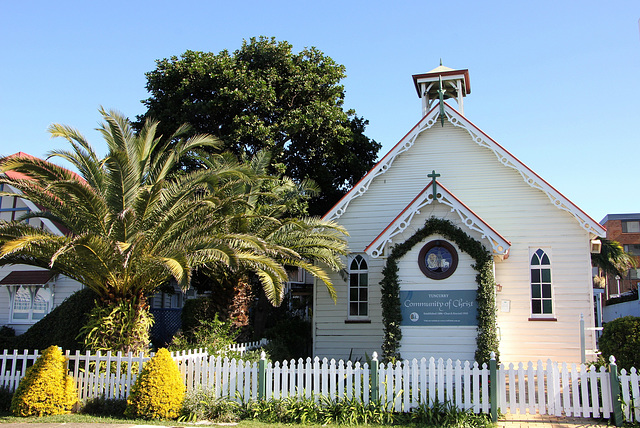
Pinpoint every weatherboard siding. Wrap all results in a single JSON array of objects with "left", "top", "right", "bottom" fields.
[{"left": 314, "top": 119, "right": 596, "bottom": 363}]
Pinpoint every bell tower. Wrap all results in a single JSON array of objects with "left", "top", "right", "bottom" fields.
[{"left": 412, "top": 62, "right": 470, "bottom": 116}]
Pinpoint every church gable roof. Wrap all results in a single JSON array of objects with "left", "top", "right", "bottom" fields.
[
  {"left": 365, "top": 181, "right": 511, "bottom": 258},
  {"left": 324, "top": 102, "right": 605, "bottom": 237}
]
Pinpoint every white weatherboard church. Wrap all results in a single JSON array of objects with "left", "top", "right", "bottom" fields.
[{"left": 313, "top": 65, "right": 605, "bottom": 364}]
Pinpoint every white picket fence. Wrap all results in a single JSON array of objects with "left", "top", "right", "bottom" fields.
[
  {"left": 620, "top": 368, "right": 640, "bottom": 422},
  {"left": 377, "top": 358, "right": 489, "bottom": 413},
  {"left": 2, "top": 348, "right": 640, "bottom": 423},
  {"left": 264, "top": 358, "right": 369, "bottom": 402},
  {"left": 228, "top": 338, "right": 268, "bottom": 355},
  {"left": 499, "top": 360, "right": 612, "bottom": 418}
]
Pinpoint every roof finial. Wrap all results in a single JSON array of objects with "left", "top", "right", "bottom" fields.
[{"left": 440, "top": 58, "right": 443, "bottom": 66}]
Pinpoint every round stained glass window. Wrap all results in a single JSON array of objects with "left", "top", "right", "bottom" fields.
[{"left": 418, "top": 240, "right": 458, "bottom": 280}]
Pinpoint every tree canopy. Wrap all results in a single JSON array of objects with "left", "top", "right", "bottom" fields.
[
  {"left": 0, "top": 109, "right": 348, "bottom": 353},
  {"left": 137, "top": 37, "right": 381, "bottom": 216}
]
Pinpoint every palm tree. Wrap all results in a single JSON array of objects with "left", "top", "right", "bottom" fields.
[
  {"left": 592, "top": 238, "right": 638, "bottom": 296},
  {"left": 592, "top": 238, "right": 637, "bottom": 278},
  {"left": 194, "top": 150, "right": 348, "bottom": 328},
  {"left": 0, "top": 109, "right": 347, "bottom": 353}
]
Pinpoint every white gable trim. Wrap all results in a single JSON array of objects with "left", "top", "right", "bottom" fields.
[
  {"left": 442, "top": 105, "right": 605, "bottom": 237},
  {"left": 324, "top": 102, "right": 605, "bottom": 237},
  {"left": 364, "top": 181, "right": 511, "bottom": 258},
  {"left": 324, "top": 108, "right": 441, "bottom": 222}
]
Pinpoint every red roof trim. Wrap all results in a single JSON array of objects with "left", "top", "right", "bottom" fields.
[
  {"left": 322, "top": 104, "right": 441, "bottom": 221},
  {"left": 363, "top": 187, "right": 430, "bottom": 252},
  {"left": 325, "top": 101, "right": 605, "bottom": 236},
  {"left": 364, "top": 181, "right": 511, "bottom": 253},
  {"left": 441, "top": 102, "right": 605, "bottom": 235},
  {"left": 3, "top": 152, "right": 85, "bottom": 183}
]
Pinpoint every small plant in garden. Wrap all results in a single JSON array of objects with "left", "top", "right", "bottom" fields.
[
  {"left": 180, "top": 388, "right": 242, "bottom": 422},
  {"left": 175, "top": 392, "right": 494, "bottom": 427},
  {"left": 125, "top": 348, "right": 185, "bottom": 419},
  {"left": 169, "top": 315, "right": 237, "bottom": 355},
  {"left": 10, "top": 345, "right": 77, "bottom": 416},
  {"left": 169, "top": 316, "right": 265, "bottom": 362},
  {"left": 407, "top": 399, "right": 492, "bottom": 427}
]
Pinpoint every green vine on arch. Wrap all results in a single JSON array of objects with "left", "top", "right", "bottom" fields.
[{"left": 380, "top": 217, "right": 499, "bottom": 364}]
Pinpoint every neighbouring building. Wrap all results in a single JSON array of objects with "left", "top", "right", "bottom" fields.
[
  {"left": 313, "top": 64, "right": 606, "bottom": 364},
  {"left": 0, "top": 161, "right": 80, "bottom": 334},
  {"left": 599, "top": 213, "right": 640, "bottom": 298}
]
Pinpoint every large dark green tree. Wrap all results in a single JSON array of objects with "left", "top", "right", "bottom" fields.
[{"left": 137, "top": 37, "right": 381, "bottom": 215}]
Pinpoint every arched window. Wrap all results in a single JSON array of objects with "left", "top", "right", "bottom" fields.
[
  {"left": 530, "top": 248, "right": 552, "bottom": 316},
  {"left": 348, "top": 255, "right": 368, "bottom": 318},
  {"left": 10, "top": 285, "right": 52, "bottom": 322}
]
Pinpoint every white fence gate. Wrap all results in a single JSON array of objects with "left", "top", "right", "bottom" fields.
[{"left": 499, "top": 360, "right": 612, "bottom": 418}]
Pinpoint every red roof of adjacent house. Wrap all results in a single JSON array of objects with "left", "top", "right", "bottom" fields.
[
  {"left": 3, "top": 152, "right": 35, "bottom": 180},
  {"left": 3, "top": 152, "right": 84, "bottom": 183},
  {"left": 2, "top": 152, "right": 76, "bottom": 236}
]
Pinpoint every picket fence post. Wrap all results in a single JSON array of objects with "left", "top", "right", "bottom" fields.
[
  {"left": 609, "top": 356, "right": 623, "bottom": 426},
  {"left": 258, "top": 351, "right": 267, "bottom": 400},
  {"left": 370, "top": 352, "right": 379, "bottom": 402},
  {"left": 490, "top": 351, "right": 497, "bottom": 422}
]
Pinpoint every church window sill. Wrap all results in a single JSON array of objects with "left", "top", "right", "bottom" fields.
[
  {"left": 528, "top": 317, "right": 557, "bottom": 321},
  {"left": 345, "top": 319, "right": 371, "bottom": 324}
]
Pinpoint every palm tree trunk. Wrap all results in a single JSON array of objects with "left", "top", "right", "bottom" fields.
[{"left": 80, "top": 296, "right": 154, "bottom": 354}]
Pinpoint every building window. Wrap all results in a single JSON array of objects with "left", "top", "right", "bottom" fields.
[
  {"left": 623, "top": 244, "right": 640, "bottom": 256},
  {"left": 9, "top": 285, "right": 52, "bottom": 322},
  {"left": 530, "top": 249, "right": 553, "bottom": 317},
  {"left": 627, "top": 269, "right": 640, "bottom": 280},
  {"left": 0, "top": 183, "right": 31, "bottom": 223},
  {"left": 348, "top": 255, "right": 368, "bottom": 318},
  {"left": 622, "top": 221, "right": 640, "bottom": 233}
]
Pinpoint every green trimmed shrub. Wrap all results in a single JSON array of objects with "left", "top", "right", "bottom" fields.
[
  {"left": 0, "top": 386, "right": 13, "bottom": 412},
  {"left": 599, "top": 316, "right": 640, "bottom": 371},
  {"left": 10, "top": 345, "right": 77, "bottom": 416},
  {"left": 0, "top": 326, "right": 16, "bottom": 351},
  {"left": 9, "top": 288, "right": 96, "bottom": 351},
  {"left": 125, "top": 348, "right": 185, "bottom": 419},
  {"left": 81, "top": 396, "right": 127, "bottom": 417},
  {"left": 264, "top": 317, "right": 311, "bottom": 361},
  {"left": 180, "top": 297, "right": 216, "bottom": 337}
]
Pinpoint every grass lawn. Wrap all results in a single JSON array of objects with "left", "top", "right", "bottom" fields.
[{"left": 0, "top": 412, "right": 405, "bottom": 427}]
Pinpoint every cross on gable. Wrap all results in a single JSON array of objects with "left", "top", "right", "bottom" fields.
[{"left": 427, "top": 170, "right": 441, "bottom": 199}]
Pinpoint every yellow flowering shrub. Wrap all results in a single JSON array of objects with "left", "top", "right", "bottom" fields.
[
  {"left": 10, "top": 345, "right": 77, "bottom": 416},
  {"left": 125, "top": 348, "right": 185, "bottom": 419}
]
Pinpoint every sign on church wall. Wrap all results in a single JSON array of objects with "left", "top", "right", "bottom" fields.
[{"left": 400, "top": 290, "right": 477, "bottom": 326}]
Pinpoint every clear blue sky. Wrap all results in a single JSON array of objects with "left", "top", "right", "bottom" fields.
[{"left": 1, "top": 0, "right": 638, "bottom": 224}]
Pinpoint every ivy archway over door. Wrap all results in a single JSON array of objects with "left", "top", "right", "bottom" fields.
[{"left": 380, "top": 217, "right": 500, "bottom": 364}]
